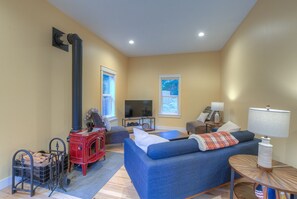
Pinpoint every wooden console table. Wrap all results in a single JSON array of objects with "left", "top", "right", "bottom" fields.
[{"left": 229, "top": 155, "right": 297, "bottom": 199}]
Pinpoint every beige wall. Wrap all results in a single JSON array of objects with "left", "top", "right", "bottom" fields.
[
  {"left": 127, "top": 53, "right": 221, "bottom": 128},
  {"left": 221, "top": 0, "right": 297, "bottom": 166},
  {"left": 0, "top": 0, "right": 127, "bottom": 180},
  {"left": 2, "top": 0, "right": 296, "bottom": 183}
]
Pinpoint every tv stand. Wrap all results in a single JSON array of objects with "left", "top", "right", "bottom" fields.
[{"left": 122, "top": 117, "right": 155, "bottom": 132}]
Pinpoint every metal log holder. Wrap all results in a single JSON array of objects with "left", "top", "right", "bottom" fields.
[
  {"left": 12, "top": 150, "right": 36, "bottom": 197},
  {"left": 11, "top": 138, "right": 69, "bottom": 197}
]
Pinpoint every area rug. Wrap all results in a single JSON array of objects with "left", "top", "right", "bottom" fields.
[{"left": 58, "top": 151, "right": 124, "bottom": 199}]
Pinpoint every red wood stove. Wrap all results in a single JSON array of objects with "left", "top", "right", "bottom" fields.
[{"left": 68, "top": 128, "right": 105, "bottom": 176}]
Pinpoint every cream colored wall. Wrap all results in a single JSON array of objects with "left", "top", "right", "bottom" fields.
[
  {"left": 127, "top": 53, "right": 221, "bottom": 128},
  {"left": 3, "top": 0, "right": 295, "bottom": 183},
  {"left": 221, "top": 0, "right": 297, "bottom": 166},
  {"left": 0, "top": 0, "right": 127, "bottom": 180}
]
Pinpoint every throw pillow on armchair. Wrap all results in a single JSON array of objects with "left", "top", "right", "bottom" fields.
[{"left": 197, "top": 112, "right": 209, "bottom": 123}]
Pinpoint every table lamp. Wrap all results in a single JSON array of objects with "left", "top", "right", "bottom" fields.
[
  {"left": 211, "top": 102, "right": 224, "bottom": 123},
  {"left": 247, "top": 106, "right": 290, "bottom": 171}
]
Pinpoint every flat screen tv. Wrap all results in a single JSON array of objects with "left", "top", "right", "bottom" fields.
[{"left": 125, "top": 100, "right": 153, "bottom": 118}]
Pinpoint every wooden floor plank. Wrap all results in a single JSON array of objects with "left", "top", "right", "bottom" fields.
[
  {"left": 1, "top": 184, "right": 80, "bottom": 199},
  {"left": 1, "top": 142, "right": 237, "bottom": 199}
]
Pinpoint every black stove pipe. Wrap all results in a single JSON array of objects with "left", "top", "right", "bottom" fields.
[{"left": 67, "top": 34, "right": 82, "bottom": 132}]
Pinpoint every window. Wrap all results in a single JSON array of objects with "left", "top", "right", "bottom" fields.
[
  {"left": 159, "top": 75, "right": 181, "bottom": 117},
  {"left": 101, "top": 66, "right": 116, "bottom": 119}
]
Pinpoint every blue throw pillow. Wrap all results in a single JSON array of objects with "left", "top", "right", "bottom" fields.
[
  {"left": 231, "top": 131, "right": 255, "bottom": 143},
  {"left": 147, "top": 131, "right": 255, "bottom": 160},
  {"left": 147, "top": 139, "right": 200, "bottom": 160}
]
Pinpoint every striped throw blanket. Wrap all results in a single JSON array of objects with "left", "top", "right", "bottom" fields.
[{"left": 189, "top": 131, "right": 239, "bottom": 151}]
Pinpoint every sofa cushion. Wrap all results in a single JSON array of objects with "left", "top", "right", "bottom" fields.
[
  {"left": 231, "top": 130, "right": 255, "bottom": 143},
  {"left": 147, "top": 139, "right": 200, "bottom": 160},
  {"left": 134, "top": 128, "right": 169, "bottom": 153}
]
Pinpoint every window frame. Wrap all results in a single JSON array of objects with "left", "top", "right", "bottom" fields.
[
  {"left": 158, "top": 74, "right": 181, "bottom": 118},
  {"left": 100, "top": 66, "right": 117, "bottom": 121}
]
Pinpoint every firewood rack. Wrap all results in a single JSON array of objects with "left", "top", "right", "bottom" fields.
[{"left": 11, "top": 138, "right": 69, "bottom": 197}]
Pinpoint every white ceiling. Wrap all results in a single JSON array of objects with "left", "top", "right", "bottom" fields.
[{"left": 48, "top": 0, "right": 257, "bottom": 57}]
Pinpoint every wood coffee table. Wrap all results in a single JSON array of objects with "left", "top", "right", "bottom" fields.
[{"left": 154, "top": 130, "right": 188, "bottom": 141}]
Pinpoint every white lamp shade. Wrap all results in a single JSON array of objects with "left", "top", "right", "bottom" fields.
[
  {"left": 248, "top": 107, "right": 290, "bottom": 138},
  {"left": 211, "top": 102, "right": 224, "bottom": 111}
]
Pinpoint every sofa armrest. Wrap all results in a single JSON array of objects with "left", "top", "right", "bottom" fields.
[
  {"left": 124, "top": 138, "right": 155, "bottom": 198},
  {"left": 186, "top": 120, "right": 206, "bottom": 134}
]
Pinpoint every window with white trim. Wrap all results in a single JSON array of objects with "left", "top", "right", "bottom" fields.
[
  {"left": 101, "top": 66, "right": 116, "bottom": 119},
  {"left": 159, "top": 75, "right": 181, "bottom": 117}
]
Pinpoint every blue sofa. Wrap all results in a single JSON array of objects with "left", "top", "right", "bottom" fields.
[{"left": 124, "top": 131, "right": 260, "bottom": 199}]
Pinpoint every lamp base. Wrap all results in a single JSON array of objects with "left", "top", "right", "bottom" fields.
[
  {"left": 214, "top": 112, "right": 220, "bottom": 123},
  {"left": 257, "top": 136, "right": 273, "bottom": 170},
  {"left": 257, "top": 164, "right": 273, "bottom": 172}
]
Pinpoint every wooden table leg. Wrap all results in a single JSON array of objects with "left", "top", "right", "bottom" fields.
[
  {"left": 230, "top": 168, "right": 235, "bottom": 199},
  {"left": 263, "top": 185, "right": 268, "bottom": 199}
]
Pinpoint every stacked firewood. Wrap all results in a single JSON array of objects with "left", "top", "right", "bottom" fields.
[{"left": 19, "top": 151, "right": 55, "bottom": 167}]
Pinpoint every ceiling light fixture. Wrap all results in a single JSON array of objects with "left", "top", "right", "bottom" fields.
[
  {"left": 198, "top": 32, "right": 205, "bottom": 37},
  {"left": 129, "top": 40, "right": 134, "bottom": 45}
]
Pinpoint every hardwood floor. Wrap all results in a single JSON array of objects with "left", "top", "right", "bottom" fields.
[
  {"left": 1, "top": 142, "right": 239, "bottom": 199},
  {"left": 96, "top": 144, "right": 237, "bottom": 199},
  {"left": 0, "top": 184, "right": 80, "bottom": 199},
  {"left": 93, "top": 167, "right": 139, "bottom": 199}
]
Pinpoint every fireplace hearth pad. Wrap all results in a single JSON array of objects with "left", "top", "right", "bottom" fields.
[{"left": 11, "top": 138, "right": 68, "bottom": 197}]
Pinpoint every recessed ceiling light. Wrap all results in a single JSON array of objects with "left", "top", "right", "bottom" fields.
[
  {"left": 198, "top": 32, "right": 205, "bottom": 37},
  {"left": 129, "top": 40, "right": 134, "bottom": 45}
]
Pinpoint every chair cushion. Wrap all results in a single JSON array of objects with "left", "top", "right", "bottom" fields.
[
  {"left": 186, "top": 120, "right": 206, "bottom": 134},
  {"left": 105, "top": 126, "right": 129, "bottom": 144},
  {"left": 109, "top": 125, "right": 127, "bottom": 133},
  {"left": 187, "top": 120, "right": 205, "bottom": 128}
]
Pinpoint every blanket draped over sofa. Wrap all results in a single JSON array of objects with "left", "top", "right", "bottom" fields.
[{"left": 124, "top": 130, "right": 259, "bottom": 199}]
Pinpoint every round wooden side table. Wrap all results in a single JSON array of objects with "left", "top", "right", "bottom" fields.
[{"left": 229, "top": 154, "right": 297, "bottom": 199}]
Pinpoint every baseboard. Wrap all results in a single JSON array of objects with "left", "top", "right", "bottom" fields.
[
  {"left": 156, "top": 126, "right": 186, "bottom": 132},
  {"left": 0, "top": 176, "right": 12, "bottom": 190},
  {"left": 0, "top": 176, "right": 20, "bottom": 190}
]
